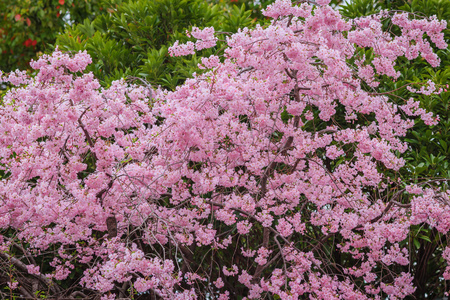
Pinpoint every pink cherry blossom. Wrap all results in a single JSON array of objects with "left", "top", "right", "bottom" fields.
[{"left": 0, "top": 1, "right": 448, "bottom": 299}]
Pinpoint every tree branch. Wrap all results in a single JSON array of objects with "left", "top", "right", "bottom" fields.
[{"left": 0, "top": 252, "right": 61, "bottom": 295}]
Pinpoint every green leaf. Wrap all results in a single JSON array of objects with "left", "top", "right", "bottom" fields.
[
  {"left": 439, "top": 139, "right": 448, "bottom": 152},
  {"left": 413, "top": 238, "right": 421, "bottom": 249},
  {"left": 418, "top": 234, "right": 432, "bottom": 243}
]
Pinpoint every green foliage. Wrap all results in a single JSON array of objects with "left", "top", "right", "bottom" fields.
[
  {"left": 339, "top": 0, "right": 384, "bottom": 18},
  {"left": 56, "top": 0, "right": 254, "bottom": 88},
  {"left": 217, "top": 0, "right": 276, "bottom": 20},
  {"left": 0, "top": 0, "right": 102, "bottom": 72},
  {"left": 400, "top": 0, "right": 450, "bottom": 20}
]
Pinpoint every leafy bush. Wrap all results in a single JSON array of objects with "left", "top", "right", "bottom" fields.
[
  {"left": 0, "top": 0, "right": 102, "bottom": 72},
  {"left": 56, "top": 0, "right": 254, "bottom": 88}
]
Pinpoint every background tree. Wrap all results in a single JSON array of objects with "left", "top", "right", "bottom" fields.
[
  {"left": 0, "top": 0, "right": 102, "bottom": 73},
  {"left": 55, "top": 0, "right": 254, "bottom": 88}
]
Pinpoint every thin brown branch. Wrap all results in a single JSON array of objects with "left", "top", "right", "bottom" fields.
[{"left": 0, "top": 252, "right": 61, "bottom": 295}]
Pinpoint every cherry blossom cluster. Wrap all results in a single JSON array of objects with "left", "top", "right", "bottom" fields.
[{"left": 0, "top": 1, "right": 448, "bottom": 299}]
